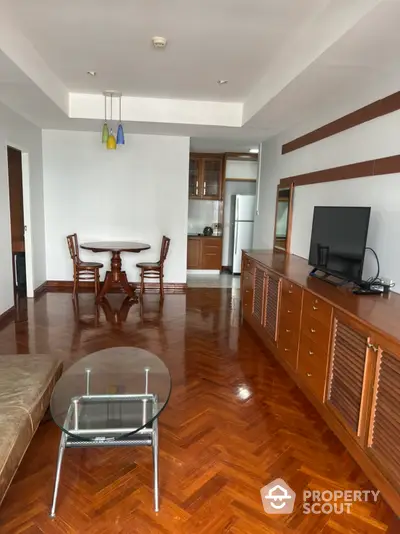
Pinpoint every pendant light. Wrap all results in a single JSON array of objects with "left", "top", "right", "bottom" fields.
[
  {"left": 106, "top": 94, "right": 117, "bottom": 150},
  {"left": 116, "top": 94, "right": 125, "bottom": 145},
  {"left": 102, "top": 94, "right": 109, "bottom": 143}
]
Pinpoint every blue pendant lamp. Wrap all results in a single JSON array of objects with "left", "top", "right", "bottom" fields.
[{"left": 116, "top": 94, "right": 125, "bottom": 145}]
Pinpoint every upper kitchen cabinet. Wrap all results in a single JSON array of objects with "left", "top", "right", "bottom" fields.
[
  {"left": 188, "top": 154, "right": 223, "bottom": 200},
  {"left": 189, "top": 157, "right": 201, "bottom": 198}
]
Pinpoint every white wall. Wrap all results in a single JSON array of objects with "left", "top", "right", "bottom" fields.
[
  {"left": 225, "top": 160, "right": 258, "bottom": 180},
  {"left": 42, "top": 131, "right": 190, "bottom": 284},
  {"left": 254, "top": 108, "right": 400, "bottom": 291},
  {"left": 0, "top": 101, "right": 46, "bottom": 314}
]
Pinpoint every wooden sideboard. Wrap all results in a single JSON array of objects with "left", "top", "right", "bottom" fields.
[{"left": 241, "top": 249, "right": 400, "bottom": 515}]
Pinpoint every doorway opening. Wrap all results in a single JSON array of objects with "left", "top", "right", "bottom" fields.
[{"left": 7, "top": 146, "right": 27, "bottom": 300}]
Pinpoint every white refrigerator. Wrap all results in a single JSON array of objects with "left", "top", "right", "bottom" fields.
[{"left": 228, "top": 195, "right": 255, "bottom": 274}]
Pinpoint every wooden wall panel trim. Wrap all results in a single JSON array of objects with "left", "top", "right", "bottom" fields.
[
  {"left": 280, "top": 153, "right": 400, "bottom": 188},
  {"left": 282, "top": 91, "right": 400, "bottom": 155}
]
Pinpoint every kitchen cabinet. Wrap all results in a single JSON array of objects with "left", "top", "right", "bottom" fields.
[
  {"left": 187, "top": 237, "right": 202, "bottom": 269},
  {"left": 187, "top": 237, "right": 222, "bottom": 270},
  {"left": 188, "top": 154, "right": 223, "bottom": 200},
  {"left": 189, "top": 157, "right": 202, "bottom": 198}
]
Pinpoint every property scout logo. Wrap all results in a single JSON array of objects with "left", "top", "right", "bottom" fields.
[{"left": 260, "top": 479, "right": 380, "bottom": 515}]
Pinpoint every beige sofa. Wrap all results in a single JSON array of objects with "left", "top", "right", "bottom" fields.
[{"left": 0, "top": 354, "right": 62, "bottom": 505}]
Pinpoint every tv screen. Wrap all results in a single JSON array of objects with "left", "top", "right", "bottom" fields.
[{"left": 308, "top": 206, "right": 371, "bottom": 283}]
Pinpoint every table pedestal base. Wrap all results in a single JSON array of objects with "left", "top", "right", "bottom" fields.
[{"left": 96, "top": 251, "right": 136, "bottom": 303}]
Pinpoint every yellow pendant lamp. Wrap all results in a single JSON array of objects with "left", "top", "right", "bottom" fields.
[
  {"left": 106, "top": 93, "right": 116, "bottom": 150},
  {"left": 107, "top": 128, "right": 116, "bottom": 150}
]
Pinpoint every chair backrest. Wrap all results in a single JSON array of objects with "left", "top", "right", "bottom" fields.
[
  {"left": 159, "top": 235, "right": 171, "bottom": 264},
  {"left": 67, "top": 233, "right": 80, "bottom": 264}
]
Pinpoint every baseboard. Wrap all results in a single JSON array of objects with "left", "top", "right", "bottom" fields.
[
  {"left": 0, "top": 305, "right": 15, "bottom": 329},
  {"left": 34, "top": 281, "right": 47, "bottom": 298},
  {"left": 45, "top": 281, "right": 187, "bottom": 294}
]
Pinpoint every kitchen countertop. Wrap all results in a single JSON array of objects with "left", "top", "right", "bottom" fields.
[{"left": 187, "top": 233, "right": 223, "bottom": 238}]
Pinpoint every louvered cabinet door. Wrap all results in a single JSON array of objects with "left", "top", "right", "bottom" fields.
[
  {"left": 252, "top": 266, "right": 265, "bottom": 327},
  {"left": 327, "top": 313, "right": 375, "bottom": 442},
  {"left": 263, "top": 272, "right": 282, "bottom": 345},
  {"left": 367, "top": 340, "right": 400, "bottom": 490}
]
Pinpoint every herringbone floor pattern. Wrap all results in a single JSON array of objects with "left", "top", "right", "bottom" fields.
[{"left": 0, "top": 290, "right": 395, "bottom": 533}]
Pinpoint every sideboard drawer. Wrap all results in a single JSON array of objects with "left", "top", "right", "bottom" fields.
[
  {"left": 282, "top": 279, "right": 302, "bottom": 305},
  {"left": 303, "top": 291, "right": 332, "bottom": 327}
]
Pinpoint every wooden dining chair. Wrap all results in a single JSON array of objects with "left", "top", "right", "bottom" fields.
[
  {"left": 136, "top": 236, "right": 171, "bottom": 298},
  {"left": 66, "top": 234, "right": 104, "bottom": 298}
]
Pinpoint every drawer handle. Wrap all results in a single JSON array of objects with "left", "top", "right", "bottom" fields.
[
  {"left": 310, "top": 328, "right": 316, "bottom": 333},
  {"left": 306, "top": 373, "right": 312, "bottom": 378},
  {"left": 285, "top": 329, "right": 291, "bottom": 333},
  {"left": 287, "top": 310, "right": 293, "bottom": 314},
  {"left": 244, "top": 304, "right": 248, "bottom": 307},
  {"left": 245, "top": 290, "right": 249, "bottom": 293},
  {"left": 312, "top": 306, "right": 318, "bottom": 311},
  {"left": 284, "top": 348, "right": 290, "bottom": 352},
  {"left": 288, "top": 290, "right": 293, "bottom": 294},
  {"left": 309, "top": 350, "right": 314, "bottom": 356}
]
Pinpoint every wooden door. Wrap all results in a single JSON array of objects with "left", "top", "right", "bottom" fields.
[
  {"left": 189, "top": 157, "right": 202, "bottom": 199},
  {"left": 263, "top": 271, "right": 281, "bottom": 346},
  {"left": 202, "top": 158, "right": 222, "bottom": 200},
  {"left": 367, "top": 335, "right": 400, "bottom": 491},
  {"left": 187, "top": 238, "right": 201, "bottom": 268},
  {"left": 201, "top": 238, "right": 222, "bottom": 270},
  {"left": 7, "top": 147, "right": 25, "bottom": 253},
  {"left": 327, "top": 313, "right": 376, "bottom": 443}
]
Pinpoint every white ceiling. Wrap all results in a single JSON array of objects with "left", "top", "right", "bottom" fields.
[
  {"left": 1, "top": 0, "right": 400, "bottom": 151},
  {"left": 6, "top": 0, "right": 321, "bottom": 101}
]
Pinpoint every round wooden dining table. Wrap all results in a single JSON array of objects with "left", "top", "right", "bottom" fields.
[{"left": 80, "top": 241, "right": 151, "bottom": 302}]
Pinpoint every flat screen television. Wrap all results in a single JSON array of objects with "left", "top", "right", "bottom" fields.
[{"left": 308, "top": 206, "right": 371, "bottom": 283}]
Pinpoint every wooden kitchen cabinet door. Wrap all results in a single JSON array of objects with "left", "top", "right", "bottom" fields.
[
  {"left": 201, "top": 158, "right": 223, "bottom": 200},
  {"left": 189, "top": 157, "right": 202, "bottom": 199},
  {"left": 187, "top": 238, "right": 201, "bottom": 269},
  {"left": 201, "top": 238, "right": 222, "bottom": 270}
]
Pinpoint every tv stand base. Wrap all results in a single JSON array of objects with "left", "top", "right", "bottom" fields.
[{"left": 309, "top": 268, "right": 349, "bottom": 287}]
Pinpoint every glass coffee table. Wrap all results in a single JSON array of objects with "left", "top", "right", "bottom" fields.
[{"left": 49, "top": 347, "right": 171, "bottom": 517}]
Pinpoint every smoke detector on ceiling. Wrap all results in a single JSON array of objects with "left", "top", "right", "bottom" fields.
[{"left": 152, "top": 36, "right": 167, "bottom": 49}]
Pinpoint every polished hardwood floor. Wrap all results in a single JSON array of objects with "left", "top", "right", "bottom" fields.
[{"left": 0, "top": 290, "right": 396, "bottom": 533}]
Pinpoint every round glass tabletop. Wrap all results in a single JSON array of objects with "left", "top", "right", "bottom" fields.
[{"left": 50, "top": 347, "right": 171, "bottom": 442}]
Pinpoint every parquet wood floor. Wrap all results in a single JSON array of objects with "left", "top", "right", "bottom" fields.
[{"left": 0, "top": 290, "right": 395, "bottom": 533}]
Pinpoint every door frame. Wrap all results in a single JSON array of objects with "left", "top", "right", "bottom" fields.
[{"left": 6, "top": 143, "right": 34, "bottom": 298}]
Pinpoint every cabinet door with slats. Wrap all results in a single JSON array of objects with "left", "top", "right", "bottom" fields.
[
  {"left": 252, "top": 266, "right": 265, "bottom": 326},
  {"left": 263, "top": 273, "right": 281, "bottom": 345},
  {"left": 368, "top": 343, "right": 400, "bottom": 491},
  {"left": 327, "top": 313, "right": 373, "bottom": 442}
]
